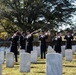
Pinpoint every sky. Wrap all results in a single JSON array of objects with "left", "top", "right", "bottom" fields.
[
  {"left": 71, "top": 1, "right": 76, "bottom": 24},
  {"left": 59, "top": 0, "right": 76, "bottom": 31}
]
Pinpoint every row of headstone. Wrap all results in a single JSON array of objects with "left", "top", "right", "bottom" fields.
[
  {"left": 6, "top": 52, "right": 63, "bottom": 74},
  {"left": 33, "top": 45, "right": 76, "bottom": 63},
  {"left": 47, "top": 45, "right": 74, "bottom": 62},
  {"left": 19, "top": 46, "right": 40, "bottom": 72},
  {"left": 0, "top": 45, "right": 76, "bottom": 74},
  {"left": 0, "top": 45, "right": 76, "bottom": 65},
  {"left": 19, "top": 49, "right": 38, "bottom": 63},
  {"left": 5, "top": 52, "right": 31, "bottom": 72},
  {"left": 61, "top": 45, "right": 76, "bottom": 56},
  {"left": 0, "top": 45, "right": 76, "bottom": 55},
  {"left": 0, "top": 52, "right": 63, "bottom": 75},
  {"left": 46, "top": 46, "right": 76, "bottom": 75}
]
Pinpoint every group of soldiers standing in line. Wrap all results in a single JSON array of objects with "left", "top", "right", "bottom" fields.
[{"left": 8, "top": 30, "right": 74, "bottom": 62}]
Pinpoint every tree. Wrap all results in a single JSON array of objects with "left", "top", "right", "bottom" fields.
[
  {"left": 0, "top": 0, "right": 76, "bottom": 32},
  {"left": 0, "top": 19, "right": 20, "bottom": 33}
]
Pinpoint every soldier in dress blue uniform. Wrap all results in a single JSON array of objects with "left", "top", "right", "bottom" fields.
[
  {"left": 39, "top": 31, "right": 48, "bottom": 59},
  {"left": 64, "top": 31, "right": 73, "bottom": 49},
  {"left": 20, "top": 31, "right": 26, "bottom": 50},
  {"left": 50, "top": 31, "right": 55, "bottom": 48},
  {"left": 25, "top": 29, "right": 41, "bottom": 53},
  {"left": 53, "top": 32, "right": 62, "bottom": 53},
  {"left": 26, "top": 31, "right": 33, "bottom": 53},
  {"left": 8, "top": 31, "right": 20, "bottom": 62}
]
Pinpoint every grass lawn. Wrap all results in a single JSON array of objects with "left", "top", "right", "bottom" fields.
[{"left": 2, "top": 53, "right": 76, "bottom": 75}]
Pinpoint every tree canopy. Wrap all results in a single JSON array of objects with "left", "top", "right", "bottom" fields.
[{"left": 0, "top": 0, "right": 76, "bottom": 33}]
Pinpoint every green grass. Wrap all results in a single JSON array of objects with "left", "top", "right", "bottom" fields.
[{"left": 2, "top": 54, "right": 76, "bottom": 75}]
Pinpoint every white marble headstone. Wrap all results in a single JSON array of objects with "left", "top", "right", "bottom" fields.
[
  {"left": 72, "top": 45, "right": 76, "bottom": 54},
  {"left": 47, "top": 46, "right": 55, "bottom": 53},
  {"left": 0, "top": 51, "right": 4, "bottom": 64},
  {"left": 31, "top": 50, "right": 37, "bottom": 63},
  {"left": 37, "top": 46, "right": 41, "bottom": 57},
  {"left": 5, "top": 47, "right": 10, "bottom": 55},
  {"left": 33, "top": 46, "right": 36, "bottom": 51},
  {"left": 61, "top": 46, "right": 65, "bottom": 57},
  {"left": 20, "top": 53, "right": 31, "bottom": 72},
  {"left": 6, "top": 52, "right": 14, "bottom": 68},
  {"left": 48, "top": 46, "right": 53, "bottom": 50},
  {"left": 65, "top": 49, "right": 72, "bottom": 61},
  {"left": 19, "top": 49, "right": 25, "bottom": 55},
  {"left": 46, "top": 53, "right": 62, "bottom": 75},
  {"left": 0, "top": 47, "right": 5, "bottom": 52},
  {"left": 0, "top": 64, "right": 2, "bottom": 75}
]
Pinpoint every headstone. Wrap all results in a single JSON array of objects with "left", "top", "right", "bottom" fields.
[
  {"left": 6, "top": 52, "right": 14, "bottom": 68},
  {"left": 33, "top": 46, "right": 36, "bottom": 50},
  {"left": 72, "top": 45, "right": 76, "bottom": 54},
  {"left": 20, "top": 53, "right": 31, "bottom": 72},
  {"left": 48, "top": 46, "right": 53, "bottom": 50},
  {"left": 47, "top": 46, "right": 55, "bottom": 53},
  {"left": 5, "top": 47, "right": 10, "bottom": 55},
  {"left": 74, "top": 45, "right": 76, "bottom": 52},
  {"left": 19, "top": 49, "right": 25, "bottom": 55},
  {"left": 31, "top": 50, "right": 37, "bottom": 63},
  {"left": 0, "top": 47, "right": 5, "bottom": 52},
  {"left": 61, "top": 46, "right": 65, "bottom": 57},
  {"left": 0, "top": 51, "right": 4, "bottom": 64},
  {"left": 46, "top": 53, "right": 62, "bottom": 75},
  {"left": 0, "top": 64, "right": 2, "bottom": 75},
  {"left": 65, "top": 49, "right": 72, "bottom": 61},
  {"left": 37, "top": 46, "right": 41, "bottom": 57}
]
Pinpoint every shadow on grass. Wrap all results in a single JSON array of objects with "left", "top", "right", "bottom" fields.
[
  {"left": 63, "top": 72, "right": 66, "bottom": 74},
  {"left": 32, "top": 62, "right": 45, "bottom": 64},
  {"left": 36, "top": 71, "right": 45, "bottom": 73},
  {"left": 73, "top": 53, "right": 76, "bottom": 55},
  {"left": 14, "top": 65, "right": 19, "bottom": 68},
  {"left": 31, "top": 66, "right": 38, "bottom": 68},
  {"left": 73, "top": 59, "right": 76, "bottom": 62},
  {"left": 63, "top": 65, "right": 76, "bottom": 68},
  {"left": 37, "top": 59, "right": 45, "bottom": 61}
]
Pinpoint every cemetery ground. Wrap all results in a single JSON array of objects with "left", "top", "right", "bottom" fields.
[{"left": 2, "top": 53, "right": 76, "bottom": 75}]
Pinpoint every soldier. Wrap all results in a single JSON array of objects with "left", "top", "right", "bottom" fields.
[
  {"left": 8, "top": 31, "right": 20, "bottom": 62},
  {"left": 20, "top": 31, "right": 26, "bottom": 50},
  {"left": 39, "top": 31, "right": 48, "bottom": 59},
  {"left": 64, "top": 31, "right": 73, "bottom": 49},
  {"left": 53, "top": 32, "right": 62, "bottom": 53},
  {"left": 50, "top": 31, "right": 55, "bottom": 48},
  {"left": 26, "top": 31, "right": 33, "bottom": 53}
]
